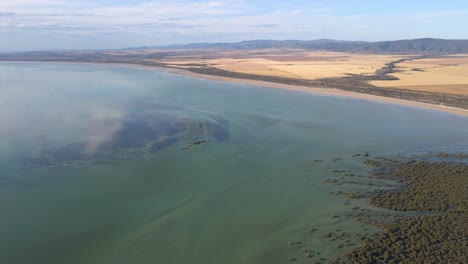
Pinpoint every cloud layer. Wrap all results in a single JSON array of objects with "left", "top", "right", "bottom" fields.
[{"left": 1, "top": 0, "right": 467, "bottom": 51}]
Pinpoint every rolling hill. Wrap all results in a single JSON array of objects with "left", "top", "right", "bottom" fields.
[{"left": 126, "top": 38, "right": 468, "bottom": 54}]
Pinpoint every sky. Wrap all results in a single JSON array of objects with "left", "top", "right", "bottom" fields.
[{"left": 1, "top": 0, "right": 468, "bottom": 52}]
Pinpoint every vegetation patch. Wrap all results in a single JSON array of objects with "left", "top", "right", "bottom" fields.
[{"left": 344, "top": 154, "right": 468, "bottom": 263}]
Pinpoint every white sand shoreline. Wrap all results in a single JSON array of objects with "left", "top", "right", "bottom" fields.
[
  {"left": 5, "top": 61, "right": 468, "bottom": 117},
  {"left": 110, "top": 62, "right": 468, "bottom": 117}
]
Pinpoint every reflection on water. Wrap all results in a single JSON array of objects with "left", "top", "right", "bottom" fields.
[
  {"left": 22, "top": 112, "right": 229, "bottom": 167},
  {"left": 0, "top": 62, "right": 468, "bottom": 264}
]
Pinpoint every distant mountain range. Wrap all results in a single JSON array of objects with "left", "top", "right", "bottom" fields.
[{"left": 126, "top": 38, "right": 468, "bottom": 54}]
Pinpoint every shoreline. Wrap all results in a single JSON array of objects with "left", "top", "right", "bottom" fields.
[
  {"left": 5, "top": 60, "right": 468, "bottom": 117},
  {"left": 111, "top": 62, "right": 468, "bottom": 117}
]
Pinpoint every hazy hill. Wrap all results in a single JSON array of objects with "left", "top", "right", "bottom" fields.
[{"left": 127, "top": 38, "right": 468, "bottom": 54}]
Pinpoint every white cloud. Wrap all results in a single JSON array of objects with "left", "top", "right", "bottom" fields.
[
  {"left": 0, "top": 0, "right": 65, "bottom": 8},
  {"left": 0, "top": 0, "right": 467, "bottom": 51}
]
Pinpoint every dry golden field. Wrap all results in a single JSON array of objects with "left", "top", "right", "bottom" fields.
[
  {"left": 138, "top": 49, "right": 468, "bottom": 95},
  {"left": 154, "top": 50, "right": 404, "bottom": 79},
  {"left": 370, "top": 56, "right": 468, "bottom": 95}
]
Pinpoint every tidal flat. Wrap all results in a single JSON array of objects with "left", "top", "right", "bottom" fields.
[
  {"left": 0, "top": 62, "right": 467, "bottom": 264},
  {"left": 322, "top": 153, "right": 468, "bottom": 263}
]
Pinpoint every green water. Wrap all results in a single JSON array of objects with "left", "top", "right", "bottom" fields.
[{"left": 0, "top": 62, "right": 467, "bottom": 264}]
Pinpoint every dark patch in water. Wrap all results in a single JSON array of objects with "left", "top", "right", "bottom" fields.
[
  {"left": 150, "top": 137, "right": 180, "bottom": 152},
  {"left": 22, "top": 112, "right": 230, "bottom": 167},
  {"left": 203, "top": 116, "right": 230, "bottom": 142},
  {"left": 99, "top": 119, "right": 178, "bottom": 150},
  {"left": 45, "top": 142, "right": 91, "bottom": 161}
]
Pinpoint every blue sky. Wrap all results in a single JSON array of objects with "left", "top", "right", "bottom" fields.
[{"left": 1, "top": 0, "right": 467, "bottom": 51}]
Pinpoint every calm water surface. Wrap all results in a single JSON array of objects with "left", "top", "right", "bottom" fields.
[{"left": 0, "top": 62, "right": 467, "bottom": 264}]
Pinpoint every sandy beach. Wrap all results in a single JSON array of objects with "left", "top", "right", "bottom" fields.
[{"left": 107, "top": 62, "right": 468, "bottom": 117}]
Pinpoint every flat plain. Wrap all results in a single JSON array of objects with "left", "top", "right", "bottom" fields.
[
  {"left": 370, "top": 55, "right": 468, "bottom": 95},
  {"left": 155, "top": 50, "right": 404, "bottom": 78},
  {"left": 145, "top": 49, "right": 468, "bottom": 95}
]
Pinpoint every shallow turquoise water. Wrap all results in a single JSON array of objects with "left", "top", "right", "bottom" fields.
[{"left": 0, "top": 62, "right": 467, "bottom": 264}]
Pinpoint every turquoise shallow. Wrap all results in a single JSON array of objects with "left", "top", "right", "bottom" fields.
[{"left": 0, "top": 62, "right": 467, "bottom": 264}]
